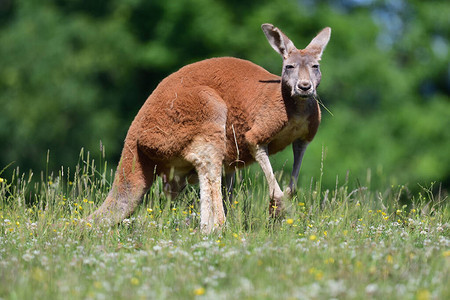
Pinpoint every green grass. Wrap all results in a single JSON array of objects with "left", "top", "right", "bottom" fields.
[{"left": 0, "top": 155, "right": 449, "bottom": 300}]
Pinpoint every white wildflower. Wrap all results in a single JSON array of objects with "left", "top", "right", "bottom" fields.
[
  {"left": 29, "top": 222, "right": 38, "bottom": 230},
  {"left": 22, "top": 253, "right": 33, "bottom": 262},
  {"left": 328, "top": 280, "right": 346, "bottom": 297},
  {"left": 40, "top": 256, "right": 49, "bottom": 266},
  {"left": 365, "top": 283, "right": 378, "bottom": 295}
]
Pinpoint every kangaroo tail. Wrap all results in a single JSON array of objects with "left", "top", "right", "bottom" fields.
[{"left": 88, "top": 140, "right": 155, "bottom": 226}]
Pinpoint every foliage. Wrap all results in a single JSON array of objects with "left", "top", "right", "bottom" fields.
[
  {"left": 0, "top": 0, "right": 449, "bottom": 192},
  {"left": 0, "top": 160, "right": 449, "bottom": 299}
]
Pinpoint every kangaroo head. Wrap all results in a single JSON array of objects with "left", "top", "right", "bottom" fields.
[{"left": 262, "top": 24, "right": 331, "bottom": 100}]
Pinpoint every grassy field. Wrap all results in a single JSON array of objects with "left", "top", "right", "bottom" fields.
[{"left": 0, "top": 155, "right": 449, "bottom": 299}]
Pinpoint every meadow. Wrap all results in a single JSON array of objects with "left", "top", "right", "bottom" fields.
[{"left": 0, "top": 153, "right": 448, "bottom": 300}]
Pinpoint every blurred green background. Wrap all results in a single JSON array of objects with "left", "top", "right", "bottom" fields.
[{"left": 0, "top": 0, "right": 449, "bottom": 193}]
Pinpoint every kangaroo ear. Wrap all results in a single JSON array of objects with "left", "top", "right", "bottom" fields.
[
  {"left": 305, "top": 27, "right": 331, "bottom": 60},
  {"left": 261, "top": 23, "right": 297, "bottom": 60}
]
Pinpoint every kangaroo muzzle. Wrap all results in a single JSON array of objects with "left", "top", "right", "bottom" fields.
[{"left": 292, "top": 80, "right": 314, "bottom": 98}]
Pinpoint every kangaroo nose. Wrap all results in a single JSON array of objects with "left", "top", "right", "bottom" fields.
[{"left": 298, "top": 81, "right": 311, "bottom": 91}]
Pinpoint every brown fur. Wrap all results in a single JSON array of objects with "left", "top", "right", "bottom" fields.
[{"left": 88, "top": 24, "right": 331, "bottom": 233}]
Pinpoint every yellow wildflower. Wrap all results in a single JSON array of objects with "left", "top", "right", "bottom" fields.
[
  {"left": 130, "top": 277, "right": 140, "bottom": 285},
  {"left": 315, "top": 271, "right": 324, "bottom": 280},
  {"left": 355, "top": 261, "right": 363, "bottom": 271},
  {"left": 324, "top": 258, "right": 335, "bottom": 264},
  {"left": 286, "top": 218, "right": 294, "bottom": 225},
  {"left": 0, "top": 178, "right": 4, "bottom": 183},
  {"left": 416, "top": 289, "right": 431, "bottom": 300},
  {"left": 386, "top": 255, "right": 393, "bottom": 264},
  {"left": 309, "top": 235, "right": 317, "bottom": 241},
  {"left": 194, "top": 287, "right": 205, "bottom": 296}
]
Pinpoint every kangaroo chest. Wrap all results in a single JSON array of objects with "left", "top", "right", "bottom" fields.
[{"left": 268, "top": 113, "right": 310, "bottom": 155}]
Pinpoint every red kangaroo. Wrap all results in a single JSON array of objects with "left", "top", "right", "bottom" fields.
[{"left": 88, "top": 24, "right": 331, "bottom": 233}]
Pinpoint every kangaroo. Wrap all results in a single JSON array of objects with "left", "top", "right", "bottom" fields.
[{"left": 88, "top": 24, "right": 331, "bottom": 233}]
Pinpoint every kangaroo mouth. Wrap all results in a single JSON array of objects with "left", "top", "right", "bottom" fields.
[{"left": 292, "top": 88, "right": 314, "bottom": 99}]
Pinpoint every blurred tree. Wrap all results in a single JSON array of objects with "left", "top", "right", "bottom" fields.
[
  {"left": 0, "top": 0, "right": 448, "bottom": 192},
  {"left": 0, "top": 1, "right": 137, "bottom": 172}
]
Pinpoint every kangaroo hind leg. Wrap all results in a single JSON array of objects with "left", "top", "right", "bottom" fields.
[{"left": 183, "top": 88, "right": 228, "bottom": 234}]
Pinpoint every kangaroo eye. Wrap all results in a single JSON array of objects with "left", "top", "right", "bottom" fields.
[
  {"left": 312, "top": 65, "right": 320, "bottom": 69},
  {"left": 285, "top": 65, "right": 295, "bottom": 70}
]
